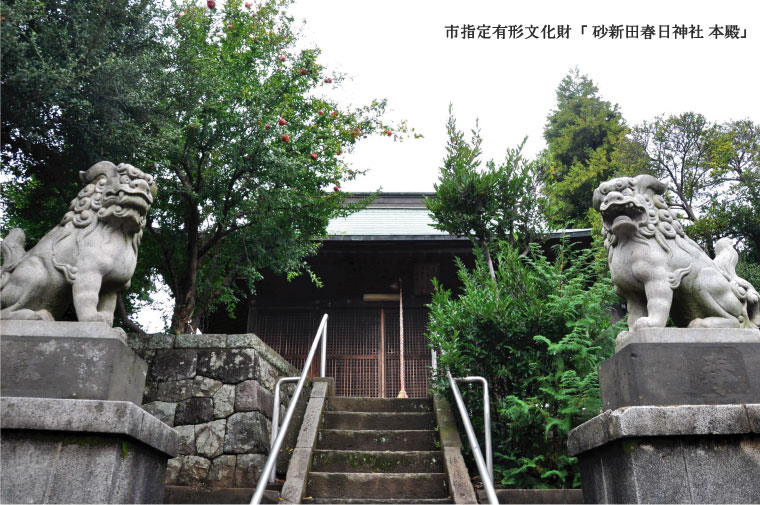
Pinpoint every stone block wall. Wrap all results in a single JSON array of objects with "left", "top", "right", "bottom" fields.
[{"left": 128, "top": 332, "right": 300, "bottom": 489}]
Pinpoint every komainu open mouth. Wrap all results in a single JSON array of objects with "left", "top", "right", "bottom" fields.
[{"left": 601, "top": 201, "right": 646, "bottom": 229}]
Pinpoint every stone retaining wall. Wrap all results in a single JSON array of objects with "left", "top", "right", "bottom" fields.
[{"left": 128, "top": 333, "right": 300, "bottom": 489}]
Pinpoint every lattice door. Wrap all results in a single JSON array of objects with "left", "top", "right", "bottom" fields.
[
  {"left": 325, "top": 309, "right": 381, "bottom": 397},
  {"left": 252, "top": 308, "right": 430, "bottom": 397}
]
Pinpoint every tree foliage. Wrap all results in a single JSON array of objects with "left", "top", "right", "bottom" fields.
[
  {"left": 709, "top": 119, "right": 760, "bottom": 261},
  {"left": 1, "top": 0, "right": 169, "bottom": 329},
  {"left": 1, "top": 0, "right": 166, "bottom": 241},
  {"left": 145, "top": 0, "right": 398, "bottom": 333},
  {"left": 425, "top": 106, "right": 547, "bottom": 280},
  {"left": 1, "top": 0, "right": 396, "bottom": 333},
  {"left": 631, "top": 114, "right": 759, "bottom": 258},
  {"left": 629, "top": 112, "right": 722, "bottom": 223},
  {"left": 427, "top": 242, "right": 624, "bottom": 488},
  {"left": 543, "top": 69, "right": 628, "bottom": 227}
]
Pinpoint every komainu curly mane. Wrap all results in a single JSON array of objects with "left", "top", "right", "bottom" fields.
[
  {"left": 593, "top": 174, "right": 759, "bottom": 331},
  {"left": 1, "top": 161, "right": 157, "bottom": 326}
]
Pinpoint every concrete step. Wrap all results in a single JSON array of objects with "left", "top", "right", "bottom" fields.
[
  {"left": 327, "top": 397, "right": 433, "bottom": 413},
  {"left": 318, "top": 429, "right": 439, "bottom": 451},
  {"left": 163, "top": 486, "right": 279, "bottom": 504},
  {"left": 311, "top": 449, "right": 445, "bottom": 473},
  {"left": 307, "top": 472, "right": 449, "bottom": 500},
  {"left": 323, "top": 411, "right": 436, "bottom": 430},
  {"left": 304, "top": 498, "right": 453, "bottom": 504}
]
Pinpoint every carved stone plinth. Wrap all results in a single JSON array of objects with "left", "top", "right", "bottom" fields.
[
  {"left": 1, "top": 397, "right": 178, "bottom": 504},
  {"left": 602, "top": 328, "right": 760, "bottom": 410},
  {"left": 0, "top": 320, "right": 147, "bottom": 404}
]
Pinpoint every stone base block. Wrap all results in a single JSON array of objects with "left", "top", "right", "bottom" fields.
[
  {"left": 614, "top": 327, "right": 760, "bottom": 352},
  {"left": 568, "top": 404, "right": 760, "bottom": 504},
  {"left": 0, "top": 320, "right": 148, "bottom": 404},
  {"left": 1, "top": 397, "right": 178, "bottom": 504},
  {"left": 601, "top": 329, "right": 760, "bottom": 410}
]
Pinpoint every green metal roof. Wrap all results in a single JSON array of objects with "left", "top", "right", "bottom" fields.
[
  {"left": 326, "top": 208, "right": 449, "bottom": 237},
  {"left": 323, "top": 193, "right": 592, "bottom": 241}
]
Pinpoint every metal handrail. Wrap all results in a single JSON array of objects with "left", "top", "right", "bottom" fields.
[
  {"left": 447, "top": 369, "right": 498, "bottom": 505},
  {"left": 454, "top": 376, "right": 492, "bottom": 482},
  {"left": 250, "top": 314, "right": 328, "bottom": 505},
  {"left": 269, "top": 376, "right": 299, "bottom": 483}
]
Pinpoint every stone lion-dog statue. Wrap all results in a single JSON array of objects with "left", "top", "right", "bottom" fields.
[
  {"left": 1, "top": 161, "right": 157, "bottom": 326},
  {"left": 593, "top": 174, "right": 759, "bottom": 331}
]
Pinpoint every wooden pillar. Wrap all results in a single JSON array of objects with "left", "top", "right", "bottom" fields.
[{"left": 379, "top": 309, "right": 386, "bottom": 398}]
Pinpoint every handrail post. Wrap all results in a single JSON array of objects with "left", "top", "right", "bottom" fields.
[
  {"left": 482, "top": 378, "right": 492, "bottom": 483},
  {"left": 458, "top": 376, "right": 492, "bottom": 482},
  {"left": 270, "top": 376, "right": 299, "bottom": 484},
  {"left": 320, "top": 319, "right": 327, "bottom": 377},
  {"left": 448, "top": 370, "right": 498, "bottom": 505}
]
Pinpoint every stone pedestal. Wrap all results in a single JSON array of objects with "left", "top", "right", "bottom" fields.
[
  {"left": 601, "top": 328, "right": 760, "bottom": 410},
  {"left": 1, "top": 320, "right": 148, "bottom": 404},
  {"left": 0, "top": 321, "right": 178, "bottom": 504},
  {"left": 569, "top": 329, "right": 760, "bottom": 504},
  {"left": 568, "top": 405, "right": 760, "bottom": 504},
  {"left": 1, "top": 397, "right": 178, "bottom": 504}
]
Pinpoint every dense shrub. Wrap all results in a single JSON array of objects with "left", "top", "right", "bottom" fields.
[{"left": 427, "top": 241, "right": 625, "bottom": 488}]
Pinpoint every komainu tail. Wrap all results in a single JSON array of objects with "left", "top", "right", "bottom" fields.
[
  {"left": 1, "top": 228, "right": 26, "bottom": 269},
  {"left": 714, "top": 237, "right": 760, "bottom": 327},
  {"left": 1, "top": 228, "right": 27, "bottom": 289}
]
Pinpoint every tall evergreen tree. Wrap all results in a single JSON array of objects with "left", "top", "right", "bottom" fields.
[{"left": 543, "top": 69, "right": 628, "bottom": 227}]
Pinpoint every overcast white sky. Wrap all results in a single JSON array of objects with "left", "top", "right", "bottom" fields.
[{"left": 287, "top": 0, "right": 760, "bottom": 192}]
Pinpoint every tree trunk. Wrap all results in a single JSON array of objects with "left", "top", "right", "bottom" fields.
[
  {"left": 171, "top": 295, "right": 195, "bottom": 334},
  {"left": 116, "top": 295, "right": 146, "bottom": 335},
  {"left": 171, "top": 200, "right": 201, "bottom": 334}
]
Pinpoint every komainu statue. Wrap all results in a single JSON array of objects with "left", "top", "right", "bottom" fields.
[
  {"left": 1, "top": 162, "right": 157, "bottom": 326},
  {"left": 593, "top": 174, "right": 760, "bottom": 331}
]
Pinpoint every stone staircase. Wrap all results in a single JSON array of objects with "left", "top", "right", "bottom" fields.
[{"left": 302, "top": 397, "right": 452, "bottom": 504}]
